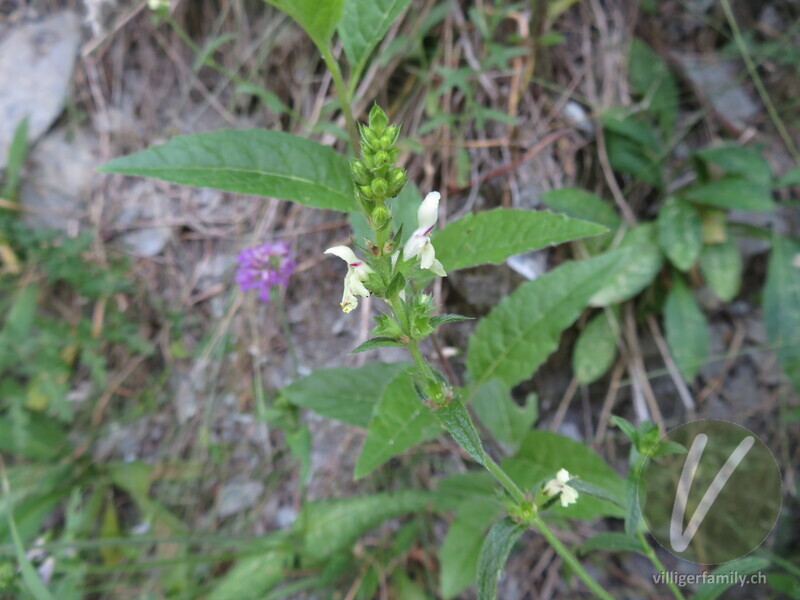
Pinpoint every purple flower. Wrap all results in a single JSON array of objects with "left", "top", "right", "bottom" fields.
[{"left": 235, "top": 241, "right": 296, "bottom": 302}]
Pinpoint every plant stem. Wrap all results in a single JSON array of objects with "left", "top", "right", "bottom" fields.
[
  {"left": 320, "top": 45, "right": 360, "bottom": 153},
  {"left": 484, "top": 456, "right": 527, "bottom": 505},
  {"left": 531, "top": 513, "right": 616, "bottom": 600},
  {"left": 273, "top": 288, "right": 299, "bottom": 379},
  {"left": 719, "top": 0, "right": 800, "bottom": 164},
  {"left": 638, "top": 531, "right": 687, "bottom": 600}
]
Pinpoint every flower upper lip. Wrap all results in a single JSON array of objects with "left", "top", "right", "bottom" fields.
[
  {"left": 325, "top": 245, "right": 373, "bottom": 313},
  {"left": 404, "top": 191, "right": 446, "bottom": 277}
]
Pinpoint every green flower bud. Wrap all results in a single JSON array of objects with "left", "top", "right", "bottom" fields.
[
  {"left": 379, "top": 134, "right": 393, "bottom": 150},
  {"left": 368, "top": 104, "right": 389, "bottom": 134},
  {"left": 371, "top": 177, "right": 388, "bottom": 198},
  {"left": 374, "top": 150, "right": 389, "bottom": 166},
  {"left": 371, "top": 205, "right": 390, "bottom": 229},
  {"left": 350, "top": 160, "right": 369, "bottom": 185},
  {"left": 359, "top": 185, "right": 373, "bottom": 199},
  {"left": 389, "top": 168, "right": 406, "bottom": 188}
]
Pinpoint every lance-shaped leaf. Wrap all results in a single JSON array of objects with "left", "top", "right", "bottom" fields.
[
  {"left": 764, "top": 235, "right": 800, "bottom": 392},
  {"left": 338, "top": 0, "right": 412, "bottom": 82},
  {"left": 433, "top": 399, "right": 487, "bottom": 466},
  {"left": 433, "top": 209, "right": 606, "bottom": 272},
  {"left": 98, "top": 129, "right": 355, "bottom": 212},
  {"left": 281, "top": 362, "right": 409, "bottom": 427},
  {"left": 265, "top": 0, "right": 344, "bottom": 50},
  {"left": 573, "top": 309, "right": 619, "bottom": 384},
  {"left": 699, "top": 238, "right": 742, "bottom": 302},
  {"left": 466, "top": 251, "right": 625, "bottom": 390},
  {"left": 354, "top": 371, "right": 440, "bottom": 478},
  {"left": 476, "top": 517, "right": 526, "bottom": 600}
]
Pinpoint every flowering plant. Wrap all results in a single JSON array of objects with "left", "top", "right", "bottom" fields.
[{"left": 98, "top": 4, "right": 717, "bottom": 599}]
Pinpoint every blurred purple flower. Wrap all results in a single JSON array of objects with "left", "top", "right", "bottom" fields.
[{"left": 235, "top": 241, "right": 296, "bottom": 302}]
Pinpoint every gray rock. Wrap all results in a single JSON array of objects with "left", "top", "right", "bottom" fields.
[
  {"left": 678, "top": 56, "right": 760, "bottom": 129},
  {"left": 20, "top": 127, "right": 94, "bottom": 231},
  {"left": 119, "top": 226, "right": 171, "bottom": 257},
  {"left": 218, "top": 481, "right": 265, "bottom": 518},
  {"left": 0, "top": 12, "right": 81, "bottom": 168}
]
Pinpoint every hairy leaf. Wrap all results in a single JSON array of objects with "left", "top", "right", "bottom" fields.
[
  {"left": 301, "top": 490, "right": 433, "bottom": 561},
  {"left": 476, "top": 518, "right": 526, "bottom": 600},
  {"left": 99, "top": 129, "right": 355, "bottom": 212},
  {"left": 354, "top": 371, "right": 440, "bottom": 478},
  {"left": 582, "top": 532, "right": 647, "bottom": 555},
  {"left": 265, "top": 0, "right": 344, "bottom": 49},
  {"left": 433, "top": 209, "right": 606, "bottom": 272},
  {"left": 338, "top": 0, "right": 412, "bottom": 82},
  {"left": 281, "top": 362, "right": 409, "bottom": 427},
  {"left": 694, "top": 144, "right": 772, "bottom": 186},
  {"left": 467, "top": 251, "right": 625, "bottom": 389},
  {"left": 433, "top": 399, "right": 487, "bottom": 466}
]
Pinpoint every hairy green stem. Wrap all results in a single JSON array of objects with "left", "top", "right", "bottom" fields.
[
  {"left": 638, "top": 531, "right": 687, "bottom": 600},
  {"left": 531, "top": 513, "right": 615, "bottom": 600},
  {"left": 320, "top": 45, "right": 360, "bottom": 153},
  {"left": 484, "top": 456, "right": 527, "bottom": 505}
]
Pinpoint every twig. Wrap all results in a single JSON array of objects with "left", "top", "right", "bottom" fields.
[
  {"left": 550, "top": 376, "right": 579, "bottom": 432},
  {"left": 594, "top": 359, "right": 625, "bottom": 443},
  {"left": 646, "top": 314, "right": 696, "bottom": 416}
]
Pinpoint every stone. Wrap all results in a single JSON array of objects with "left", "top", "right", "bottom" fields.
[
  {"left": 0, "top": 12, "right": 81, "bottom": 168},
  {"left": 218, "top": 481, "right": 265, "bottom": 518},
  {"left": 19, "top": 127, "right": 94, "bottom": 231}
]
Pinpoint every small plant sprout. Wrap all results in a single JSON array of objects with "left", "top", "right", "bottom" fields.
[
  {"left": 324, "top": 245, "right": 374, "bottom": 313},
  {"left": 235, "top": 241, "right": 295, "bottom": 302},
  {"left": 543, "top": 468, "right": 580, "bottom": 508}
]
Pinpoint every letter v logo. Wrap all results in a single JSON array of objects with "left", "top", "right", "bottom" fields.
[{"left": 669, "top": 433, "right": 755, "bottom": 552}]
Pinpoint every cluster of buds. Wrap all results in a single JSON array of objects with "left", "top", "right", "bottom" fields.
[{"left": 351, "top": 106, "right": 406, "bottom": 231}]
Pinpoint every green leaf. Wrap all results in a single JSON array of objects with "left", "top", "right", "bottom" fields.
[
  {"left": 207, "top": 550, "right": 290, "bottom": 600},
  {"left": 439, "top": 499, "right": 499, "bottom": 599},
  {"left": 476, "top": 517, "right": 526, "bottom": 600},
  {"left": 683, "top": 177, "right": 775, "bottom": 212},
  {"left": 589, "top": 223, "right": 664, "bottom": 307},
  {"left": 664, "top": 275, "right": 709, "bottom": 381},
  {"left": 301, "top": 490, "right": 433, "bottom": 561},
  {"left": 764, "top": 235, "right": 800, "bottom": 392},
  {"left": 573, "top": 310, "right": 618, "bottom": 384},
  {"left": 2, "top": 116, "right": 29, "bottom": 200},
  {"left": 467, "top": 251, "right": 626, "bottom": 389},
  {"left": 658, "top": 197, "right": 702, "bottom": 271},
  {"left": 472, "top": 380, "right": 537, "bottom": 454},
  {"left": 699, "top": 238, "right": 742, "bottom": 301},
  {"left": 610, "top": 415, "right": 638, "bottom": 444},
  {"left": 625, "top": 477, "right": 644, "bottom": 536},
  {"left": 430, "top": 314, "right": 474, "bottom": 328},
  {"left": 581, "top": 532, "right": 647, "bottom": 555},
  {"left": 281, "top": 362, "right": 409, "bottom": 427},
  {"left": 539, "top": 187, "right": 621, "bottom": 229},
  {"left": 502, "top": 430, "right": 626, "bottom": 519},
  {"left": 354, "top": 371, "right": 440, "bottom": 478},
  {"left": 0, "top": 410, "right": 68, "bottom": 461},
  {"left": 98, "top": 130, "right": 355, "bottom": 212},
  {"left": 338, "top": 0, "right": 412, "bottom": 83},
  {"left": 569, "top": 479, "right": 626, "bottom": 509},
  {"left": 694, "top": 556, "right": 771, "bottom": 600},
  {"left": 433, "top": 208, "right": 607, "bottom": 272},
  {"left": 775, "top": 166, "right": 800, "bottom": 188},
  {"left": 695, "top": 144, "right": 772, "bottom": 186},
  {"left": 350, "top": 337, "right": 405, "bottom": 354},
  {"left": 432, "top": 399, "right": 487, "bottom": 466},
  {"left": 628, "top": 39, "right": 678, "bottom": 134},
  {"left": 265, "top": 0, "right": 344, "bottom": 49}
]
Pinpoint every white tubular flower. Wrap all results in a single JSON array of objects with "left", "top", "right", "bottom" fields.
[
  {"left": 403, "top": 191, "right": 447, "bottom": 277},
  {"left": 325, "top": 245, "right": 373, "bottom": 313},
  {"left": 543, "top": 468, "right": 579, "bottom": 508}
]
